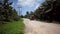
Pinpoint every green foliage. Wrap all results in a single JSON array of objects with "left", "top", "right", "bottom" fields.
[
  {"left": 34, "top": 0, "right": 60, "bottom": 23},
  {"left": 20, "top": 15, "right": 24, "bottom": 18},
  {"left": 24, "top": 11, "right": 30, "bottom": 18},
  {"left": 0, "top": 19, "right": 24, "bottom": 34},
  {"left": 24, "top": 11, "right": 34, "bottom": 19},
  {"left": 0, "top": 0, "right": 19, "bottom": 23}
]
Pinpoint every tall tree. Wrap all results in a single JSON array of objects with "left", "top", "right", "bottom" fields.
[
  {"left": 0, "top": 0, "right": 19, "bottom": 22},
  {"left": 34, "top": 0, "right": 60, "bottom": 22}
]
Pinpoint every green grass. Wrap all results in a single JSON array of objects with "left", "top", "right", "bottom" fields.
[{"left": 0, "top": 19, "right": 25, "bottom": 34}]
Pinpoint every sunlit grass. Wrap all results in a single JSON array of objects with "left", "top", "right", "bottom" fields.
[{"left": 0, "top": 19, "right": 24, "bottom": 34}]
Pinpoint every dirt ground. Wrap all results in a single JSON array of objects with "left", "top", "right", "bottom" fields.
[{"left": 23, "top": 18, "right": 60, "bottom": 34}]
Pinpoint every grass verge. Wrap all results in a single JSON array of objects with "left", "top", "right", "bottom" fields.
[{"left": 0, "top": 19, "right": 24, "bottom": 34}]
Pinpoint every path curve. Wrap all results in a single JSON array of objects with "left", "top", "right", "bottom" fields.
[{"left": 23, "top": 18, "right": 60, "bottom": 34}]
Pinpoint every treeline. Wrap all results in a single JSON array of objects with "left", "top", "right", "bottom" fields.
[
  {"left": 0, "top": 0, "right": 19, "bottom": 23},
  {"left": 25, "top": 0, "right": 60, "bottom": 23},
  {"left": 34, "top": 0, "right": 60, "bottom": 22},
  {"left": 24, "top": 11, "right": 34, "bottom": 19}
]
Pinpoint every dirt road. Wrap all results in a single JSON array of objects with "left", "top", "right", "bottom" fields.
[{"left": 23, "top": 18, "right": 60, "bottom": 34}]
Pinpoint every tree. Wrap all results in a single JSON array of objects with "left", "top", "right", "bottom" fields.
[
  {"left": 24, "top": 11, "right": 30, "bottom": 18},
  {"left": 0, "top": 0, "right": 19, "bottom": 23},
  {"left": 34, "top": 0, "right": 60, "bottom": 23},
  {"left": 24, "top": 11, "right": 34, "bottom": 19}
]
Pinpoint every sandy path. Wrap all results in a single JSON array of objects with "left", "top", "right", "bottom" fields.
[{"left": 23, "top": 18, "right": 60, "bottom": 34}]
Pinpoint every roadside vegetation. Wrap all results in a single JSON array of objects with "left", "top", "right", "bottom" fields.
[
  {"left": 0, "top": 19, "right": 24, "bottom": 34},
  {"left": 0, "top": 0, "right": 24, "bottom": 34},
  {"left": 24, "top": 0, "right": 60, "bottom": 24}
]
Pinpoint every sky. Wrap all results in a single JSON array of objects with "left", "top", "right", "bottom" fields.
[{"left": 9, "top": 0, "right": 45, "bottom": 15}]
